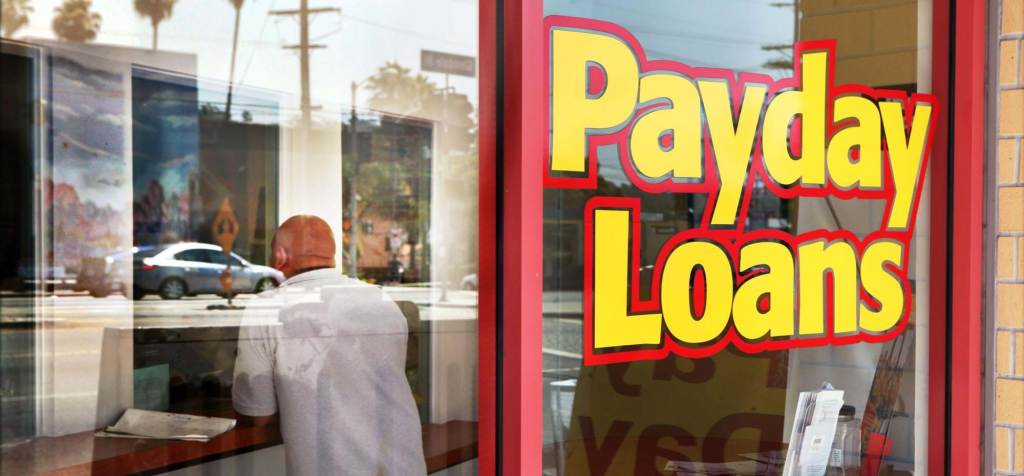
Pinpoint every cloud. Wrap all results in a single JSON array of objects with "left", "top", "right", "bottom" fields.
[{"left": 95, "top": 113, "right": 123, "bottom": 126}]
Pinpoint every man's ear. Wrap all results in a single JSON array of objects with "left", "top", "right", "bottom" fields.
[{"left": 273, "top": 246, "right": 288, "bottom": 271}]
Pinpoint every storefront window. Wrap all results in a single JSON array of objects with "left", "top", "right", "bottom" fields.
[
  {"left": 1, "top": 1, "right": 480, "bottom": 474},
  {"left": 541, "top": 1, "right": 934, "bottom": 474}
]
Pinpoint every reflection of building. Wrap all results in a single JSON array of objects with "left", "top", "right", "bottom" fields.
[
  {"left": 343, "top": 115, "right": 433, "bottom": 283},
  {"left": 789, "top": 5, "right": 926, "bottom": 467},
  {"left": 0, "top": 39, "right": 203, "bottom": 441},
  {"left": 131, "top": 67, "right": 280, "bottom": 266},
  {"left": 800, "top": 1, "right": 919, "bottom": 89},
  {"left": 341, "top": 109, "right": 480, "bottom": 288},
  {"left": 0, "top": 39, "right": 286, "bottom": 441},
  {"left": 131, "top": 67, "right": 200, "bottom": 246},
  {"left": 197, "top": 115, "right": 279, "bottom": 265}
]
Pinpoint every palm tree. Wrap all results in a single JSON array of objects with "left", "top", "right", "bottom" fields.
[
  {"left": 225, "top": 0, "right": 246, "bottom": 118},
  {"left": 51, "top": 0, "right": 101, "bottom": 43},
  {"left": 133, "top": 0, "right": 176, "bottom": 50},
  {"left": 2, "top": 0, "right": 33, "bottom": 38},
  {"left": 365, "top": 61, "right": 438, "bottom": 117}
]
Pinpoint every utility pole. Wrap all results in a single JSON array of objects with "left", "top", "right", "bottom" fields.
[
  {"left": 270, "top": 0, "right": 339, "bottom": 131},
  {"left": 348, "top": 80, "right": 360, "bottom": 277}
]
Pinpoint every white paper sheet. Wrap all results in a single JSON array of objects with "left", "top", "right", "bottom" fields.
[
  {"left": 782, "top": 387, "right": 845, "bottom": 476},
  {"left": 96, "top": 409, "right": 236, "bottom": 442}
]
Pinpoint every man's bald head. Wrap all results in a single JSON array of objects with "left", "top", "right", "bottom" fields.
[{"left": 272, "top": 215, "right": 336, "bottom": 278}]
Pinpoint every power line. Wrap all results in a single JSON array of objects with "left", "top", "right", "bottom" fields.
[
  {"left": 269, "top": 1, "right": 339, "bottom": 129},
  {"left": 238, "top": 0, "right": 277, "bottom": 86},
  {"left": 310, "top": 13, "right": 472, "bottom": 48}
]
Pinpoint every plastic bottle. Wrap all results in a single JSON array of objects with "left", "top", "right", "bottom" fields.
[{"left": 827, "top": 405, "right": 862, "bottom": 476}]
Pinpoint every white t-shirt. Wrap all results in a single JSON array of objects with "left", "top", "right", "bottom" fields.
[{"left": 233, "top": 268, "right": 427, "bottom": 476}]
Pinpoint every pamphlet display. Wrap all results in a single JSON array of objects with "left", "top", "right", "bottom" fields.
[{"left": 782, "top": 385, "right": 845, "bottom": 476}]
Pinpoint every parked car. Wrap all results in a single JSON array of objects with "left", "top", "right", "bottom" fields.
[
  {"left": 77, "top": 251, "right": 133, "bottom": 297},
  {"left": 79, "top": 243, "right": 283, "bottom": 299}
]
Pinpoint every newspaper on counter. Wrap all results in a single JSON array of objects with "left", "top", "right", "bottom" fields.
[
  {"left": 95, "top": 409, "right": 236, "bottom": 442},
  {"left": 781, "top": 383, "right": 845, "bottom": 476}
]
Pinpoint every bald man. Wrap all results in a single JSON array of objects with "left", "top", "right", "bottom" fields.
[{"left": 233, "top": 215, "right": 426, "bottom": 475}]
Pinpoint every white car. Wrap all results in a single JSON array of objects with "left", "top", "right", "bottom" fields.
[{"left": 81, "top": 243, "right": 284, "bottom": 299}]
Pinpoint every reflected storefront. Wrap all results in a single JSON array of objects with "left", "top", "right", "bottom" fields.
[
  {"left": 1, "top": 1, "right": 481, "bottom": 474},
  {"left": 0, "top": 0, "right": 1010, "bottom": 475}
]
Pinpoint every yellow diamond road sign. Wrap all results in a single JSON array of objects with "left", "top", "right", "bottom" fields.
[{"left": 212, "top": 198, "right": 239, "bottom": 252}]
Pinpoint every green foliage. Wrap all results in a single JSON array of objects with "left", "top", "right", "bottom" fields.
[
  {"left": 52, "top": 0, "right": 101, "bottom": 43},
  {"left": 366, "top": 62, "right": 438, "bottom": 116},
  {"left": 2, "top": 0, "right": 33, "bottom": 38},
  {"left": 133, "top": 0, "right": 176, "bottom": 49},
  {"left": 133, "top": 0, "right": 176, "bottom": 25},
  {"left": 365, "top": 60, "right": 477, "bottom": 155},
  {"left": 346, "top": 61, "right": 482, "bottom": 279}
]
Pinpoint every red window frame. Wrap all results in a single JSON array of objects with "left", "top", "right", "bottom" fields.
[{"left": 477, "top": 0, "right": 988, "bottom": 473}]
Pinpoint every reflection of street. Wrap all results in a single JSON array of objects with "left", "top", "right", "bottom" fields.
[
  {"left": 0, "top": 287, "right": 479, "bottom": 329},
  {"left": 0, "top": 285, "right": 479, "bottom": 437}
]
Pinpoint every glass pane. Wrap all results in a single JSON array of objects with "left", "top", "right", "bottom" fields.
[
  {"left": 175, "top": 249, "right": 211, "bottom": 263},
  {"left": 541, "top": 1, "right": 933, "bottom": 475},
  {"left": 0, "top": 1, "right": 480, "bottom": 474}
]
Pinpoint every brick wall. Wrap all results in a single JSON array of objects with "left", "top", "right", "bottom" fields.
[
  {"left": 994, "top": 0, "right": 1024, "bottom": 473},
  {"left": 799, "top": 0, "right": 919, "bottom": 87}
]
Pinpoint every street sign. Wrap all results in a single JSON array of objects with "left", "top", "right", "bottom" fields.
[
  {"left": 212, "top": 198, "right": 240, "bottom": 252},
  {"left": 420, "top": 50, "right": 476, "bottom": 77},
  {"left": 212, "top": 198, "right": 241, "bottom": 305},
  {"left": 219, "top": 269, "right": 233, "bottom": 290}
]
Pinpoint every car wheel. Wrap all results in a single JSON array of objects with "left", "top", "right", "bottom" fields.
[
  {"left": 255, "top": 278, "right": 276, "bottom": 293},
  {"left": 132, "top": 286, "right": 146, "bottom": 300},
  {"left": 89, "top": 290, "right": 110, "bottom": 298},
  {"left": 158, "top": 278, "right": 187, "bottom": 300}
]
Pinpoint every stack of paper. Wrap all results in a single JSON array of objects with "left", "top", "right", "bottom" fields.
[
  {"left": 782, "top": 384, "right": 846, "bottom": 476},
  {"left": 96, "top": 409, "right": 236, "bottom": 442}
]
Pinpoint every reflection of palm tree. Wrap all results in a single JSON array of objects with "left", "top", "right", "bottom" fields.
[
  {"left": 225, "top": 0, "right": 246, "bottom": 118},
  {"left": 133, "top": 0, "right": 177, "bottom": 50},
  {"left": 52, "top": 0, "right": 101, "bottom": 43},
  {"left": 365, "top": 61, "right": 477, "bottom": 157},
  {"left": 366, "top": 62, "right": 438, "bottom": 117},
  {"left": 2, "top": 0, "right": 33, "bottom": 38}
]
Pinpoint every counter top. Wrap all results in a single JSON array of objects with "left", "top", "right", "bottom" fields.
[{"left": 2, "top": 414, "right": 476, "bottom": 475}]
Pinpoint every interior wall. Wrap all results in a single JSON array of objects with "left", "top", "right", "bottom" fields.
[
  {"left": 277, "top": 120, "right": 344, "bottom": 266},
  {"left": 781, "top": 1, "right": 929, "bottom": 467}
]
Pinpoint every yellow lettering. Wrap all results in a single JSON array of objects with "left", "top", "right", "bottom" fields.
[
  {"left": 699, "top": 80, "right": 768, "bottom": 226},
  {"left": 629, "top": 73, "right": 703, "bottom": 181},
  {"left": 733, "top": 241, "right": 795, "bottom": 340},
  {"left": 593, "top": 208, "right": 662, "bottom": 348},
  {"left": 859, "top": 240, "right": 905, "bottom": 333},
  {"left": 551, "top": 29, "right": 639, "bottom": 173},
  {"left": 661, "top": 241, "right": 733, "bottom": 344},
  {"left": 763, "top": 50, "right": 828, "bottom": 186},
  {"left": 797, "top": 240, "right": 858, "bottom": 335},
  {"left": 827, "top": 95, "right": 882, "bottom": 189},
  {"left": 882, "top": 101, "right": 933, "bottom": 229}
]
